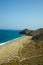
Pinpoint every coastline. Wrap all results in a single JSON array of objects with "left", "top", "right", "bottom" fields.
[
  {"left": 0, "top": 35, "right": 25, "bottom": 46},
  {"left": 0, "top": 36, "right": 32, "bottom": 64},
  {"left": 0, "top": 35, "right": 42, "bottom": 65}
]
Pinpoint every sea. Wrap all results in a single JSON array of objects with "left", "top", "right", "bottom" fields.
[{"left": 0, "top": 30, "right": 22, "bottom": 44}]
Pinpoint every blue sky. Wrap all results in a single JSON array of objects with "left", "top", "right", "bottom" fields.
[{"left": 0, "top": 0, "right": 43, "bottom": 30}]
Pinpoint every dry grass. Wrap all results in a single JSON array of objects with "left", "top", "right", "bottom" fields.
[{"left": 0, "top": 36, "right": 43, "bottom": 65}]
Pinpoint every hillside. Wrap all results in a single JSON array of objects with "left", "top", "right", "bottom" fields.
[
  {"left": 0, "top": 28, "right": 43, "bottom": 65},
  {"left": 20, "top": 28, "right": 43, "bottom": 41},
  {"left": 0, "top": 36, "right": 43, "bottom": 65}
]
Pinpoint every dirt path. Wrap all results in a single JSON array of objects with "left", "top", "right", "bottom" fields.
[
  {"left": 14, "top": 55, "right": 43, "bottom": 62},
  {"left": 20, "top": 55, "right": 43, "bottom": 62}
]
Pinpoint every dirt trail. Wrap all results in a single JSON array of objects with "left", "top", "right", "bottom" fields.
[{"left": 14, "top": 55, "right": 43, "bottom": 62}]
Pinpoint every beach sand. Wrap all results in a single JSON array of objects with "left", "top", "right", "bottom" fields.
[{"left": 0, "top": 36, "right": 32, "bottom": 64}]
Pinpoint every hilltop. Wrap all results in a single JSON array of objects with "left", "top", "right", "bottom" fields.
[{"left": 19, "top": 28, "right": 43, "bottom": 41}]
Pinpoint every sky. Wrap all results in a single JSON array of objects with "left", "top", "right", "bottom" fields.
[{"left": 0, "top": 0, "right": 43, "bottom": 30}]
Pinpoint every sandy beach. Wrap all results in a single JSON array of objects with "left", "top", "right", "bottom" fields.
[{"left": 0, "top": 36, "right": 32, "bottom": 64}]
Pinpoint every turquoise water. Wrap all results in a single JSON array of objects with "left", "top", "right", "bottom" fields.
[{"left": 0, "top": 30, "right": 21, "bottom": 43}]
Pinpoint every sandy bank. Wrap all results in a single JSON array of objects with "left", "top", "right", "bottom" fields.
[{"left": 0, "top": 36, "right": 32, "bottom": 64}]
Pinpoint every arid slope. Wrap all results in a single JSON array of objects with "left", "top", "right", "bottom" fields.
[{"left": 0, "top": 36, "right": 43, "bottom": 65}]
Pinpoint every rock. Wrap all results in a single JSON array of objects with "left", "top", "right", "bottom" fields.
[
  {"left": 19, "top": 28, "right": 43, "bottom": 41},
  {"left": 19, "top": 29, "right": 33, "bottom": 35}
]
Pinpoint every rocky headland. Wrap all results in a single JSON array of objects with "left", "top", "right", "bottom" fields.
[{"left": 19, "top": 28, "right": 43, "bottom": 41}]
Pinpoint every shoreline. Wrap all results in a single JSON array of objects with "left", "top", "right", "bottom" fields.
[
  {"left": 0, "top": 36, "right": 32, "bottom": 64},
  {"left": 0, "top": 35, "right": 25, "bottom": 46}
]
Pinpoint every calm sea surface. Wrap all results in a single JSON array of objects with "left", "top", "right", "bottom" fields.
[{"left": 0, "top": 30, "right": 22, "bottom": 43}]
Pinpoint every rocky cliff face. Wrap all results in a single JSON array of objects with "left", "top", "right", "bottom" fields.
[
  {"left": 19, "top": 29, "right": 33, "bottom": 35},
  {"left": 19, "top": 28, "right": 43, "bottom": 41}
]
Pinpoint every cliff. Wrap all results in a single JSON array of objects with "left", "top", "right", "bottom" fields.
[{"left": 20, "top": 28, "right": 43, "bottom": 41}]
